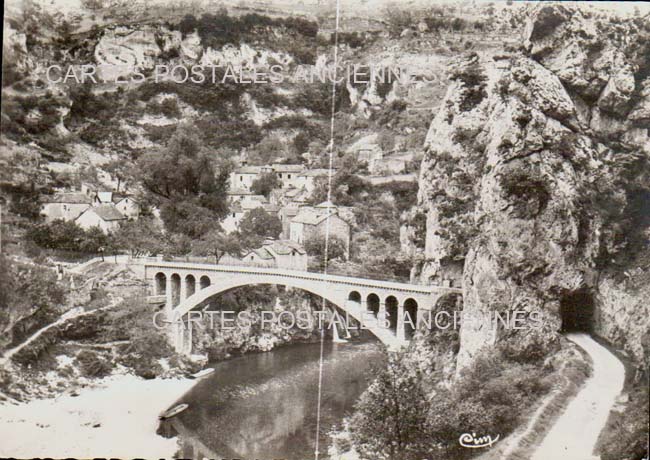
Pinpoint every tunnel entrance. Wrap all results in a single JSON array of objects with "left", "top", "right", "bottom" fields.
[{"left": 560, "top": 289, "right": 594, "bottom": 332}]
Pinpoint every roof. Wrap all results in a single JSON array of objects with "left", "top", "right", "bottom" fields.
[
  {"left": 280, "top": 206, "right": 300, "bottom": 217},
  {"left": 228, "top": 188, "right": 254, "bottom": 196},
  {"left": 43, "top": 193, "right": 92, "bottom": 205},
  {"left": 262, "top": 203, "right": 280, "bottom": 213},
  {"left": 244, "top": 247, "right": 275, "bottom": 260},
  {"left": 284, "top": 187, "right": 306, "bottom": 198},
  {"left": 95, "top": 192, "right": 113, "bottom": 203},
  {"left": 315, "top": 200, "right": 337, "bottom": 209},
  {"left": 111, "top": 193, "right": 137, "bottom": 204},
  {"left": 265, "top": 240, "right": 306, "bottom": 255},
  {"left": 81, "top": 205, "right": 126, "bottom": 222},
  {"left": 234, "top": 166, "right": 263, "bottom": 174},
  {"left": 299, "top": 169, "right": 335, "bottom": 177},
  {"left": 291, "top": 208, "right": 335, "bottom": 226},
  {"left": 272, "top": 164, "right": 304, "bottom": 173}
]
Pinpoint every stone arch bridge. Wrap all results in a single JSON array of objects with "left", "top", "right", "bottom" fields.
[{"left": 144, "top": 261, "right": 462, "bottom": 354}]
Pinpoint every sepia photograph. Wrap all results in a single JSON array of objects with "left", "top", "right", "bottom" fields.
[{"left": 0, "top": 0, "right": 648, "bottom": 459}]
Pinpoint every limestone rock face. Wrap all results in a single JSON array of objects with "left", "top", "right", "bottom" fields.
[
  {"left": 416, "top": 5, "right": 650, "bottom": 371},
  {"left": 94, "top": 25, "right": 182, "bottom": 80}
]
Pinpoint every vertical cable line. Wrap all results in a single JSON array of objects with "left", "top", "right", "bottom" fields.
[{"left": 314, "top": 0, "right": 341, "bottom": 458}]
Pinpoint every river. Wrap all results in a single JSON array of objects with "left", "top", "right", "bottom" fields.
[{"left": 159, "top": 340, "right": 385, "bottom": 460}]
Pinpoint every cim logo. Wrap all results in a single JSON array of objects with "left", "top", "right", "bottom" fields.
[{"left": 459, "top": 432, "right": 500, "bottom": 449}]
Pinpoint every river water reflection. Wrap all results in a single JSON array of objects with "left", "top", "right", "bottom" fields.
[{"left": 162, "top": 340, "right": 384, "bottom": 460}]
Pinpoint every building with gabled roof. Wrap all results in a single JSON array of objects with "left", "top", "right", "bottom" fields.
[
  {"left": 238, "top": 239, "right": 308, "bottom": 270},
  {"left": 75, "top": 204, "right": 127, "bottom": 233},
  {"left": 289, "top": 205, "right": 351, "bottom": 259},
  {"left": 41, "top": 192, "right": 92, "bottom": 222}
]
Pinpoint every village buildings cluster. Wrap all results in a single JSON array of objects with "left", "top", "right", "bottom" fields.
[
  {"left": 40, "top": 162, "right": 354, "bottom": 270},
  {"left": 226, "top": 163, "right": 353, "bottom": 261},
  {"left": 40, "top": 183, "right": 140, "bottom": 233}
]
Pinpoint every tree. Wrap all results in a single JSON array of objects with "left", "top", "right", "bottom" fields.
[
  {"left": 350, "top": 352, "right": 433, "bottom": 460},
  {"left": 103, "top": 159, "right": 132, "bottom": 192},
  {"left": 136, "top": 124, "right": 231, "bottom": 237},
  {"left": 383, "top": 4, "right": 414, "bottom": 37},
  {"left": 112, "top": 218, "right": 166, "bottom": 257},
  {"left": 250, "top": 172, "right": 280, "bottom": 198},
  {"left": 238, "top": 208, "right": 282, "bottom": 246},
  {"left": 192, "top": 229, "right": 242, "bottom": 263},
  {"left": 248, "top": 135, "right": 286, "bottom": 165},
  {"left": 304, "top": 234, "right": 347, "bottom": 265}
]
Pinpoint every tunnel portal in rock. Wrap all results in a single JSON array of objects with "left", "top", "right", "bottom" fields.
[{"left": 560, "top": 289, "right": 594, "bottom": 332}]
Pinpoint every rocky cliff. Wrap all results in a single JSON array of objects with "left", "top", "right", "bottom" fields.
[{"left": 415, "top": 4, "right": 650, "bottom": 370}]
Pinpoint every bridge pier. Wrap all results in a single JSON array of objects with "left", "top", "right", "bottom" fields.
[
  {"left": 396, "top": 304, "right": 405, "bottom": 341},
  {"left": 180, "top": 278, "right": 188, "bottom": 305},
  {"left": 165, "top": 276, "right": 173, "bottom": 313},
  {"left": 173, "top": 316, "right": 193, "bottom": 356},
  {"left": 378, "top": 301, "right": 386, "bottom": 323}
]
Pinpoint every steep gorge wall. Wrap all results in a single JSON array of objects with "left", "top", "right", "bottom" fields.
[{"left": 414, "top": 5, "right": 650, "bottom": 370}]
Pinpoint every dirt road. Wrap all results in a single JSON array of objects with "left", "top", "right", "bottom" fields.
[{"left": 531, "top": 333, "right": 625, "bottom": 460}]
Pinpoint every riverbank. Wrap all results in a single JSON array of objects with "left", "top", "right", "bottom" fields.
[{"left": 0, "top": 373, "right": 196, "bottom": 458}]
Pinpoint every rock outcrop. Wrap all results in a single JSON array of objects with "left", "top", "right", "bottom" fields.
[{"left": 415, "top": 5, "right": 650, "bottom": 371}]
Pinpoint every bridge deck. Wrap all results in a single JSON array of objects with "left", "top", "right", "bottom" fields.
[{"left": 144, "top": 261, "right": 462, "bottom": 296}]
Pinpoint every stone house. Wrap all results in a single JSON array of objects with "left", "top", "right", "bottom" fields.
[
  {"left": 271, "top": 163, "right": 304, "bottom": 188},
  {"left": 229, "top": 164, "right": 306, "bottom": 191},
  {"left": 113, "top": 195, "right": 140, "bottom": 219},
  {"left": 230, "top": 165, "right": 268, "bottom": 190},
  {"left": 41, "top": 193, "right": 92, "bottom": 222},
  {"left": 75, "top": 205, "right": 127, "bottom": 233},
  {"left": 289, "top": 205, "right": 351, "bottom": 259},
  {"left": 239, "top": 240, "right": 308, "bottom": 270},
  {"left": 221, "top": 197, "right": 280, "bottom": 234},
  {"left": 295, "top": 169, "right": 334, "bottom": 194}
]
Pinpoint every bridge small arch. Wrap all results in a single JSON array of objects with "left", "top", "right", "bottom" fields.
[
  {"left": 348, "top": 291, "right": 361, "bottom": 303},
  {"left": 367, "top": 293, "right": 380, "bottom": 316},
  {"left": 385, "top": 295, "right": 398, "bottom": 333},
  {"left": 185, "top": 274, "right": 196, "bottom": 298},
  {"left": 199, "top": 275, "right": 211, "bottom": 290},
  {"left": 404, "top": 298, "right": 418, "bottom": 339},
  {"left": 154, "top": 272, "right": 166, "bottom": 296},
  {"left": 171, "top": 274, "right": 181, "bottom": 307}
]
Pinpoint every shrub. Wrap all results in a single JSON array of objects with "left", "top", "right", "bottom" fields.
[{"left": 76, "top": 350, "right": 114, "bottom": 378}]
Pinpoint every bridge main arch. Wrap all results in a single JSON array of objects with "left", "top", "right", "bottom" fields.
[{"left": 170, "top": 275, "right": 404, "bottom": 349}]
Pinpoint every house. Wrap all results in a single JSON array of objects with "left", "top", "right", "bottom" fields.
[
  {"left": 314, "top": 200, "right": 356, "bottom": 226},
  {"left": 236, "top": 240, "right": 308, "bottom": 270},
  {"left": 93, "top": 191, "right": 114, "bottom": 205},
  {"left": 221, "top": 198, "right": 280, "bottom": 233},
  {"left": 295, "top": 169, "right": 335, "bottom": 193},
  {"left": 75, "top": 205, "right": 126, "bottom": 233},
  {"left": 289, "top": 205, "right": 351, "bottom": 259},
  {"left": 271, "top": 163, "right": 305, "bottom": 188},
  {"left": 41, "top": 193, "right": 92, "bottom": 222},
  {"left": 278, "top": 203, "right": 301, "bottom": 239},
  {"left": 112, "top": 194, "right": 140, "bottom": 219},
  {"left": 230, "top": 166, "right": 268, "bottom": 190},
  {"left": 227, "top": 188, "right": 255, "bottom": 203},
  {"left": 229, "top": 164, "right": 306, "bottom": 191},
  {"left": 269, "top": 186, "right": 310, "bottom": 207}
]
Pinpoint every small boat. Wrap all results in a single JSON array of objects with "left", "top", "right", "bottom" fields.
[
  {"left": 191, "top": 368, "right": 215, "bottom": 379},
  {"left": 158, "top": 403, "right": 188, "bottom": 420}
]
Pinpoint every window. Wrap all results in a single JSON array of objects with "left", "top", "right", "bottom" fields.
[
  {"left": 240, "top": 176, "right": 243, "bottom": 182},
  {"left": 279, "top": 173, "right": 283, "bottom": 178},
  {"left": 288, "top": 174, "right": 292, "bottom": 179},
  {"left": 232, "top": 213, "right": 236, "bottom": 218}
]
